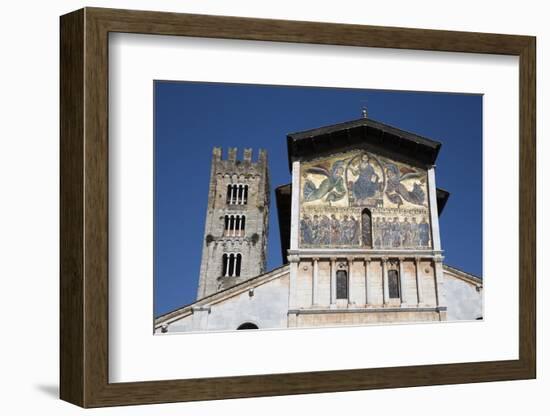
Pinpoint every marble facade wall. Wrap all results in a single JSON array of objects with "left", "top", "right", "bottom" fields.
[{"left": 290, "top": 257, "right": 440, "bottom": 310}]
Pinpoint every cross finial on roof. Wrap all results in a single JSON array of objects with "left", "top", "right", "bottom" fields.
[{"left": 361, "top": 106, "right": 368, "bottom": 119}]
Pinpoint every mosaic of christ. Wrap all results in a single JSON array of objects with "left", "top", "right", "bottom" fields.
[{"left": 300, "top": 150, "right": 431, "bottom": 249}]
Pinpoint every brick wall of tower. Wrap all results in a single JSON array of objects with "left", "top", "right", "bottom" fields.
[{"left": 196, "top": 147, "right": 270, "bottom": 299}]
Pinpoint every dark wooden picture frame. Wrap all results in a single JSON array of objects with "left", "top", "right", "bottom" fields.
[{"left": 60, "top": 7, "right": 536, "bottom": 408}]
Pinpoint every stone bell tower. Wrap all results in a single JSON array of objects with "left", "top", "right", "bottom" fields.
[{"left": 196, "top": 147, "right": 270, "bottom": 299}]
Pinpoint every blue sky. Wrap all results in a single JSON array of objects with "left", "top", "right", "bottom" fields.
[{"left": 154, "top": 81, "right": 482, "bottom": 317}]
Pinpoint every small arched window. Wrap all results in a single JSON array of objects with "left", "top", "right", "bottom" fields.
[
  {"left": 361, "top": 208, "right": 372, "bottom": 248},
  {"left": 240, "top": 216, "right": 246, "bottom": 236},
  {"left": 226, "top": 184, "right": 249, "bottom": 205},
  {"left": 336, "top": 270, "right": 348, "bottom": 299},
  {"left": 223, "top": 214, "right": 246, "bottom": 236},
  {"left": 235, "top": 216, "right": 240, "bottom": 235},
  {"left": 388, "top": 269, "right": 400, "bottom": 299},
  {"left": 226, "top": 185, "right": 232, "bottom": 204},
  {"left": 222, "top": 253, "right": 228, "bottom": 277},
  {"left": 226, "top": 184, "right": 235, "bottom": 204},
  {"left": 228, "top": 253, "right": 235, "bottom": 276},
  {"left": 237, "top": 322, "right": 258, "bottom": 330},
  {"left": 235, "top": 253, "right": 242, "bottom": 276},
  {"left": 238, "top": 185, "right": 243, "bottom": 203},
  {"left": 222, "top": 252, "right": 242, "bottom": 277}
]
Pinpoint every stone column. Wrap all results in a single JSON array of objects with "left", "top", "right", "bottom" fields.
[
  {"left": 398, "top": 257, "right": 407, "bottom": 306},
  {"left": 382, "top": 257, "right": 389, "bottom": 305},
  {"left": 288, "top": 254, "right": 300, "bottom": 309},
  {"left": 330, "top": 258, "right": 337, "bottom": 307},
  {"left": 289, "top": 161, "right": 301, "bottom": 251},
  {"left": 224, "top": 253, "right": 229, "bottom": 277},
  {"left": 415, "top": 257, "right": 424, "bottom": 305},
  {"left": 312, "top": 257, "right": 319, "bottom": 306},
  {"left": 364, "top": 258, "right": 370, "bottom": 306},
  {"left": 347, "top": 257, "right": 354, "bottom": 305},
  {"left": 433, "top": 255, "right": 446, "bottom": 308},
  {"left": 427, "top": 167, "right": 442, "bottom": 251}
]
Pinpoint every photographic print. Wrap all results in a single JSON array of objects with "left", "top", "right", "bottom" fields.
[
  {"left": 60, "top": 9, "right": 535, "bottom": 406},
  {"left": 153, "top": 81, "right": 483, "bottom": 333}
]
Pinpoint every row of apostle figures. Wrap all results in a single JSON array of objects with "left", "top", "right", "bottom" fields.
[{"left": 301, "top": 210, "right": 431, "bottom": 249}]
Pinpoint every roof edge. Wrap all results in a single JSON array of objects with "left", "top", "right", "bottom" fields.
[
  {"left": 155, "top": 264, "right": 290, "bottom": 325},
  {"left": 286, "top": 117, "right": 442, "bottom": 171},
  {"left": 443, "top": 264, "right": 482, "bottom": 286}
]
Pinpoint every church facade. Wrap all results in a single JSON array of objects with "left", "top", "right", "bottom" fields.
[{"left": 155, "top": 116, "right": 483, "bottom": 333}]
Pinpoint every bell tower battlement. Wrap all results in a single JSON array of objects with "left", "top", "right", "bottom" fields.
[{"left": 196, "top": 147, "right": 270, "bottom": 299}]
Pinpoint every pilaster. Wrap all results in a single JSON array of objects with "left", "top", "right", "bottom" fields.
[
  {"left": 433, "top": 256, "right": 447, "bottom": 307},
  {"left": 330, "top": 257, "right": 337, "bottom": 307},
  {"left": 290, "top": 161, "right": 301, "bottom": 251},
  {"left": 427, "top": 167, "right": 442, "bottom": 251},
  {"left": 398, "top": 257, "right": 408, "bottom": 306},
  {"left": 312, "top": 257, "right": 319, "bottom": 306},
  {"left": 364, "top": 258, "right": 371, "bottom": 306},
  {"left": 415, "top": 257, "right": 424, "bottom": 305},
  {"left": 382, "top": 257, "right": 389, "bottom": 305},
  {"left": 433, "top": 255, "right": 446, "bottom": 308},
  {"left": 347, "top": 257, "right": 354, "bottom": 305},
  {"left": 288, "top": 254, "right": 300, "bottom": 309}
]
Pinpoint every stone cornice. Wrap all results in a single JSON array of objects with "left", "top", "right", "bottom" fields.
[
  {"left": 288, "top": 306, "right": 447, "bottom": 315},
  {"left": 288, "top": 249, "right": 444, "bottom": 259}
]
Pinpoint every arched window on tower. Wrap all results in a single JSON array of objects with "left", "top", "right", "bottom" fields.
[
  {"left": 224, "top": 215, "right": 229, "bottom": 234},
  {"left": 226, "top": 184, "right": 249, "bottom": 205},
  {"left": 234, "top": 215, "right": 240, "bottom": 236},
  {"left": 361, "top": 208, "right": 373, "bottom": 248},
  {"left": 336, "top": 270, "right": 348, "bottom": 299},
  {"left": 226, "top": 184, "right": 237, "bottom": 205},
  {"left": 238, "top": 185, "right": 243, "bottom": 204},
  {"left": 226, "top": 185, "right": 232, "bottom": 204},
  {"left": 233, "top": 185, "right": 237, "bottom": 205},
  {"left": 222, "top": 253, "right": 228, "bottom": 277},
  {"left": 228, "top": 253, "right": 235, "bottom": 276},
  {"left": 222, "top": 252, "right": 242, "bottom": 277},
  {"left": 240, "top": 216, "right": 246, "bottom": 236},
  {"left": 388, "top": 269, "right": 400, "bottom": 299},
  {"left": 235, "top": 253, "right": 242, "bottom": 276},
  {"left": 223, "top": 214, "right": 246, "bottom": 236}
]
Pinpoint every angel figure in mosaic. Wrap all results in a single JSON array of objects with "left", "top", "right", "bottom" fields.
[
  {"left": 302, "top": 160, "right": 347, "bottom": 204},
  {"left": 384, "top": 163, "right": 426, "bottom": 207}
]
